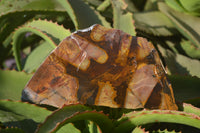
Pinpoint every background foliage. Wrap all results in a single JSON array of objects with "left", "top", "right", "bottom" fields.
[{"left": 0, "top": 0, "right": 200, "bottom": 132}]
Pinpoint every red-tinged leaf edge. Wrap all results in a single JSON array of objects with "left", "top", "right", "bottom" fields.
[
  {"left": 36, "top": 104, "right": 113, "bottom": 133},
  {"left": 12, "top": 25, "right": 57, "bottom": 71},
  {"left": 114, "top": 109, "right": 200, "bottom": 133},
  {"left": 132, "top": 126, "right": 147, "bottom": 133},
  {"left": 0, "top": 127, "right": 25, "bottom": 133},
  {"left": 52, "top": 111, "right": 112, "bottom": 133},
  {"left": 183, "top": 103, "right": 200, "bottom": 116}
]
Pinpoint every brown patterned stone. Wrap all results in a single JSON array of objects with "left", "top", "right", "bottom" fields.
[{"left": 22, "top": 24, "right": 178, "bottom": 110}]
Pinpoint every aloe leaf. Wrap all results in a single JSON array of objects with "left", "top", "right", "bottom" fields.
[
  {"left": 57, "top": 0, "right": 110, "bottom": 29},
  {"left": 85, "top": 0, "right": 102, "bottom": 7},
  {"left": 110, "top": 0, "right": 136, "bottom": 36},
  {"left": 158, "top": 2, "right": 200, "bottom": 48},
  {"left": 12, "top": 26, "right": 55, "bottom": 71},
  {"left": 0, "top": 11, "right": 66, "bottom": 43},
  {"left": 0, "top": 100, "right": 52, "bottom": 133},
  {"left": 12, "top": 19, "right": 70, "bottom": 71},
  {"left": 0, "top": 109, "right": 34, "bottom": 132},
  {"left": 23, "top": 41, "right": 54, "bottom": 73},
  {"left": 0, "top": 10, "right": 66, "bottom": 43},
  {"left": 180, "top": 39, "right": 200, "bottom": 59},
  {"left": 0, "top": 127, "right": 25, "bottom": 133},
  {"left": 130, "top": 0, "right": 148, "bottom": 11},
  {"left": 0, "top": 0, "right": 68, "bottom": 66},
  {"left": 56, "top": 0, "right": 78, "bottom": 29},
  {"left": 0, "top": 0, "right": 64, "bottom": 14},
  {"left": 36, "top": 104, "right": 113, "bottom": 133},
  {"left": 131, "top": 127, "right": 146, "bottom": 133},
  {"left": 0, "top": 12, "right": 34, "bottom": 64},
  {"left": 46, "top": 112, "right": 112, "bottom": 133},
  {"left": 36, "top": 104, "right": 90, "bottom": 133},
  {"left": 26, "top": 19, "right": 71, "bottom": 43},
  {"left": 133, "top": 11, "right": 178, "bottom": 36},
  {"left": 142, "top": 0, "right": 158, "bottom": 11},
  {"left": 168, "top": 75, "right": 200, "bottom": 103},
  {"left": 0, "top": 70, "right": 32, "bottom": 100},
  {"left": 0, "top": 0, "right": 66, "bottom": 43},
  {"left": 0, "top": 34, "right": 13, "bottom": 68},
  {"left": 69, "top": 0, "right": 110, "bottom": 28},
  {"left": 0, "top": 12, "right": 32, "bottom": 43},
  {"left": 22, "top": 0, "right": 64, "bottom": 11},
  {"left": 158, "top": 45, "right": 200, "bottom": 78},
  {"left": 85, "top": 120, "right": 102, "bottom": 133},
  {"left": 115, "top": 110, "right": 200, "bottom": 132},
  {"left": 54, "top": 123, "right": 81, "bottom": 133},
  {"left": 152, "top": 129, "right": 180, "bottom": 133},
  {"left": 164, "top": 40, "right": 179, "bottom": 54},
  {"left": 164, "top": 0, "right": 186, "bottom": 12},
  {"left": 124, "top": 0, "right": 139, "bottom": 12},
  {"left": 0, "top": 100, "right": 51, "bottom": 123},
  {"left": 179, "top": 0, "right": 200, "bottom": 16},
  {"left": 183, "top": 103, "right": 200, "bottom": 117},
  {"left": 0, "top": 10, "right": 68, "bottom": 67},
  {"left": 97, "top": 0, "right": 110, "bottom": 11}
]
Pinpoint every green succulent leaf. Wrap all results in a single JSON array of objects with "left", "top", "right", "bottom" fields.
[
  {"left": 183, "top": 103, "right": 200, "bottom": 117},
  {"left": 23, "top": 41, "right": 54, "bottom": 73},
  {"left": 133, "top": 11, "right": 178, "bottom": 36},
  {"left": 131, "top": 126, "right": 146, "bottom": 133},
  {"left": 26, "top": 19, "right": 71, "bottom": 43},
  {"left": 54, "top": 123, "right": 81, "bottom": 133},
  {"left": 0, "top": 10, "right": 66, "bottom": 43},
  {"left": 152, "top": 129, "right": 180, "bottom": 133},
  {"left": 180, "top": 39, "right": 200, "bottom": 59},
  {"left": 0, "top": 127, "right": 25, "bottom": 133},
  {"left": 0, "top": 0, "right": 64, "bottom": 14},
  {"left": 0, "top": 12, "right": 34, "bottom": 66},
  {"left": 115, "top": 110, "right": 200, "bottom": 132},
  {"left": 0, "top": 70, "right": 32, "bottom": 100},
  {"left": 0, "top": 100, "right": 52, "bottom": 123},
  {"left": 158, "top": 45, "right": 200, "bottom": 78},
  {"left": 124, "top": 0, "right": 139, "bottom": 12},
  {"left": 50, "top": 112, "right": 112, "bottom": 133},
  {"left": 158, "top": 2, "right": 200, "bottom": 48},
  {"left": 36, "top": 104, "right": 113, "bottom": 133},
  {"left": 0, "top": 0, "right": 66, "bottom": 64},
  {"left": 97, "top": 0, "right": 110, "bottom": 11},
  {"left": 12, "top": 19, "right": 70, "bottom": 71},
  {"left": 84, "top": 120, "right": 102, "bottom": 133},
  {"left": 0, "top": 100, "right": 52, "bottom": 133},
  {"left": 36, "top": 104, "right": 90, "bottom": 133},
  {"left": 21, "top": 19, "right": 71, "bottom": 73},
  {"left": 164, "top": 40, "right": 179, "bottom": 54},
  {"left": 179, "top": 0, "right": 200, "bottom": 16},
  {"left": 168, "top": 75, "right": 200, "bottom": 103},
  {"left": 110, "top": 0, "right": 136, "bottom": 36},
  {"left": 165, "top": 0, "right": 186, "bottom": 12},
  {"left": 57, "top": 0, "right": 110, "bottom": 29},
  {"left": 85, "top": 0, "right": 102, "bottom": 7},
  {"left": 12, "top": 26, "right": 55, "bottom": 71},
  {"left": 56, "top": 0, "right": 78, "bottom": 29},
  {"left": 0, "top": 109, "right": 34, "bottom": 132}
]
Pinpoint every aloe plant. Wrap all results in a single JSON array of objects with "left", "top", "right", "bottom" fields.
[{"left": 0, "top": 0, "right": 200, "bottom": 132}]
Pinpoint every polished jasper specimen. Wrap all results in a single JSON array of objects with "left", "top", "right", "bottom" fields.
[{"left": 22, "top": 24, "right": 178, "bottom": 110}]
